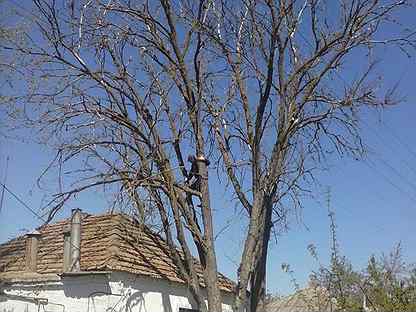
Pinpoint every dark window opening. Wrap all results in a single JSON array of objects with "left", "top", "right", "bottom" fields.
[{"left": 179, "top": 308, "right": 200, "bottom": 312}]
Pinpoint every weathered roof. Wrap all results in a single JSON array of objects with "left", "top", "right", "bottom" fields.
[
  {"left": 263, "top": 287, "right": 334, "bottom": 312},
  {"left": 0, "top": 213, "right": 234, "bottom": 292}
]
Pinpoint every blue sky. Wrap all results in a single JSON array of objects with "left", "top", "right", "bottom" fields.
[{"left": 1, "top": 1, "right": 416, "bottom": 297}]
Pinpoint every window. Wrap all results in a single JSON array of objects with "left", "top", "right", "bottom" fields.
[{"left": 179, "top": 308, "right": 199, "bottom": 312}]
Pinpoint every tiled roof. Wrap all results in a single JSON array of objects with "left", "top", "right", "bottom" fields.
[
  {"left": 263, "top": 287, "right": 334, "bottom": 312},
  {"left": 0, "top": 213, "right": 234, "bottom": 292}
]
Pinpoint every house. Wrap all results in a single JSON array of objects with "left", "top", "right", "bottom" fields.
[
  {"left": 0, "top": 209, "right": 235, "bottom": 312},
  {"left": 263, "top": 285, "right": 335, "bottom": 312}
]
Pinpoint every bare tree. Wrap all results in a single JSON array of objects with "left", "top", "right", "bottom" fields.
[
  {"left": 3, "top": 0, "right": 415, "bottom": 311},
  {"left": 0, "top": 0, "right": 17, "bottom": 75}
]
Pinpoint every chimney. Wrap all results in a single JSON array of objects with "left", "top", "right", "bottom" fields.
[
  {"left": 25, "top": 230, "right": 41, "bottom": 272},
  {"left": 69, "top": 208, "right": 82, "bottom": 272},
  {"left": 63, "top": 224, "right": 71, "bottom": 271}
]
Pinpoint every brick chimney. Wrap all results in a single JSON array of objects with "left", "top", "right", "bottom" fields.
[{"left": 25, "top": 230, "right": 41, "bottom": 272}]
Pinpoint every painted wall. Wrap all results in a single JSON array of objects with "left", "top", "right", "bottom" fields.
[{"left": 0, "top": 272, "right": 234, "bottom": 312}]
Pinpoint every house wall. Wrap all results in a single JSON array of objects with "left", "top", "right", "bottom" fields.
[{"left": 0, "top": 272, "right": 234, "bottom": 312}]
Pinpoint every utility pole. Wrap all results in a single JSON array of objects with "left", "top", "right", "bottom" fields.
[{"left": 0, "top": 155, "right": 9, "bottom": 214}]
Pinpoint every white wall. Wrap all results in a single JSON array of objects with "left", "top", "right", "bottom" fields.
[{"left": 0, "top": 272, "right": 234, "bottom": 312}]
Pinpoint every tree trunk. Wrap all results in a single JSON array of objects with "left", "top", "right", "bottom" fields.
[
  {"left": 198, "top": 158, "right": 222, "bottom": 312},
  {"left": 234, "top": 197, "right": 264, "bottom": 312},
  {"left": 249, "top": 200, "right": 273, "bottom": 312}
]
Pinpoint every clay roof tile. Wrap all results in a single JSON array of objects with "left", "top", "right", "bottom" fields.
[{"left": 0, "top": 213, "right": 234, "bottom": 292}]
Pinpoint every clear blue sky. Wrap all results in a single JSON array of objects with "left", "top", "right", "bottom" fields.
[{"left": 1, "top": 2, "right": 416, "bottom": 297}]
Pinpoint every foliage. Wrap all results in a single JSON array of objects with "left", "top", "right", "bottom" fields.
[
  {"left": 310, "top": 213, "right": 416, "bottom": 311},
  {"left": 364, "top": 246, "right": 416, "bottom": 311}
]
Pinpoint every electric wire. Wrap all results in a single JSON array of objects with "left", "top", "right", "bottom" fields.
[
  {"left": 361, "top": 118, "right": 416, "bottom": 177},
  {"left": 0, "top": 182, "right": 85, "bottom": 258},
  {"left": 0, "top": 181, "right": 45, "bottom": 222},
  {"left": 382, "top": 120, "right": 416, "bottom": 161}
]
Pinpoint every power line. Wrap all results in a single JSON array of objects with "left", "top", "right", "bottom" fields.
[
  {"left": 382, "top": 120, "right": 416, "bottom": 161},
  {"left": 339, "top": 117, "right": 416, "bottom": 207},
  {"left": 361, "top": 119, "right": 416, "bottom": 178},
  {"left": 330, "top": 155, "right": 416, "bottom": 212},
  {"left": 0, "top": 182, "right": 45, "bottom": 222},
  {"left": 317, "top": 163, "right": 409, "bottom": 236},
  {"left": 0, "top": 156, "right": 9, "bottom": 214},
  {"left": 0, "top": 182, "right": 85, "bottom": 255},
  {"left": 363, "top": 159, "right": 416, "bottom": 204},
  {"left": 373, "top": 156, "right": 416, "bottom": 194}
]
